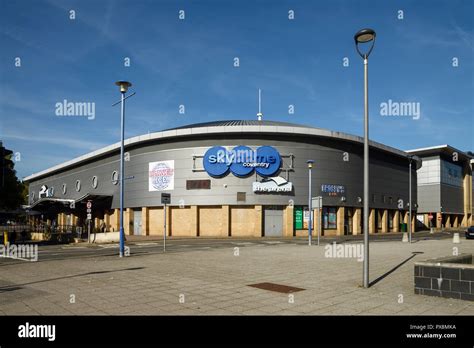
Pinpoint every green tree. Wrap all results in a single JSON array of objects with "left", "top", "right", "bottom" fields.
[{"left": 0, "top": 141, "right": 26, "bottom": 210}]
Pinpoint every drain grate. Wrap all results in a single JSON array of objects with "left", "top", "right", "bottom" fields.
[{"left": 248, "top": 282, "right": 305, "bottom": 294}]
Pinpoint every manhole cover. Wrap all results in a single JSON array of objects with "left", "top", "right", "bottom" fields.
[{"left": 248, "top": 282, "right": 305, "bottom": 294}]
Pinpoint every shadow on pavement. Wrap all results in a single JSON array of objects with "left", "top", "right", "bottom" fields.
[
  {"left": 0, "top": 267, "right": 145, "bottom": 293},
  {"left": 369, "top": 252, "right": 424, "bottom": 287}
]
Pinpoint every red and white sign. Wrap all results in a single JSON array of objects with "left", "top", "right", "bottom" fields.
[
  {"left": 86, "top": 201, "right": 92, "bottom": 209},
  {"left": 428, "top": 214, "right": 433, "bottom": 220},
  {"left": 149, "top": 160, "right": 175, "bottom": 191}
]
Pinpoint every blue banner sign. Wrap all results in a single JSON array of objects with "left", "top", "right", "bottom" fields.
[
  {"left": 203, "top": 145, "right": 281, "bottom": 177},
  {"left": 321, "top": 184, "right": 345, "bottom": 196}
]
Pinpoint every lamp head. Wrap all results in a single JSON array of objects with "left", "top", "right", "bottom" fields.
[
  {"left": 354, "top": 28, "right": 376, "bottom": 59},
  {"left": 307, "top": 159, "right": 314, "bottom": 169},
  {"left": 115, "top": 81, "right": 132, "bottom": 93},
  {"left": 354, "top": 28, "right": 376, "bottom": 43}
]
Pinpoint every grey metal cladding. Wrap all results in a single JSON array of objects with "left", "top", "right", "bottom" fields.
[
  {"left": 28, "top": 133, "right": 415, "bottom": 210},
  {"left": 440, "top": 184, "right": 464, "bottom": 214},
  {"left": 417, "top": 184, "right": 441, "bottom": 213}
]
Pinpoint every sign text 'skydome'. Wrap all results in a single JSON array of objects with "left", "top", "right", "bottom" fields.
[{"left": 203, "top": 146, "right": 281, "bottom": 177}]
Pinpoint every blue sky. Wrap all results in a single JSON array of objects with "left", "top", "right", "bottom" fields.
[{"left": 1, "top": 0, "right": 473, "bottom": 179}]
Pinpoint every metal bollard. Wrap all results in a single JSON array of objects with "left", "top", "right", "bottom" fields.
[
  {"left": 402, "top": 232, "right": 408, "bottom": 243},
  {"left": 453, "top": 233, "right": 460, "bottom": 244}
]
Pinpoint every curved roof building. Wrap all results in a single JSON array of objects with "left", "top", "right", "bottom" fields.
[{"left": 24, "top": 120, "right": 418, "bottom": 238}]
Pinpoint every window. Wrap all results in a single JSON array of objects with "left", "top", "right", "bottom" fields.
[
  {"left": 323, "top": 207, "right": 337, "bottom": 229},
  {"left": 92, "top": 176, "right": 98, "bottom": 189},
  {"left": 62, "top": 183, "right": 67, "bottom": 195},
  {"left": 111, "top": 171, "right": 119, "bottom": 185},
  {"left": 388, "top": 210, "right": 393, "bottom": 229},
  {"left": 237, "top": 192, "right": 246, "bottom": 202},
  {"left": 186, "top": 180, "right": 211, "bottom": 190},
  {"left": 75, "top": 180, "right": 81, "bottom": 192}
]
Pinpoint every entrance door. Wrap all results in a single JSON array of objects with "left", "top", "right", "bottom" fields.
[
  {"left": 264, "top": 206, "right": 283, "bottom": 237},
  {"left": 133, "top": 209, "right": 142, "bottom": 235}
]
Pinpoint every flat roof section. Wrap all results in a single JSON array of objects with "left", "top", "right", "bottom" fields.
[{"left": 407, "top": 144, "right": 473, "bottom": 162}]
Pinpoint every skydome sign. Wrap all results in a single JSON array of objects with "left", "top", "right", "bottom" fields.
[{"left": 203, "top": 145, "right": 281, "bottom": 177}]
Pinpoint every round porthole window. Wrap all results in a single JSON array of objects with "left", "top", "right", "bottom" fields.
[
  {"left": 111, "top": 171, "right": 119, "bottom": 185},
  {"left": 92, "top": 176, "right": 98, "bottom": 189},
  {"left": 62, "top": 183, "right": 67, "bottom": 195},
  {"left": 75, "top": 180, "right": 81, "bottom": 192}
]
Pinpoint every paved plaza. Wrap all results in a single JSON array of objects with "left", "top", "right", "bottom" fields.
[{"left": 0, "top": 236, "right": 473, "bottom": 315}]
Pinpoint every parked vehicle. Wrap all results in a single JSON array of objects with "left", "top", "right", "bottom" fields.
[{"left": 466, "top": 226, "right": 474, "bottom": 239}]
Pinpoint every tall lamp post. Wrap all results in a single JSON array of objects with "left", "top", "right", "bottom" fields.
[
  {"left": 115, "top": 81, "right": 132, "bottom": 258},
  {"left": 354, "top": 28, "right": 376, "bottom": 288},
  {"left": 307, "top": 160, "right": 314, "bottom": 246},
  {"left": 408, "top": 155, "right": 414, "bottom": 244}
]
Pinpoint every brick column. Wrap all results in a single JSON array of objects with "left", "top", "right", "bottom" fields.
[
  {"left": 222, "top": 205, "right": 230, "bottom": 237},
  {"left": 336, "top": 206, "right": 345, "bottom": 236},
  {"left": 141, "top": 207, "right": 149, "bottom": 236},
  {"left": 369, "top": 209, "right": 376, "bottom": 234},
  {"left": 436, "top": 212, "right": 442, "bottom": 228},
  {"left": 254, "top": 205, "right": 263, "bottom": 237},
  {"left": 314, "top": 208, "right": 322, "bottom": 238},
  {"left": 381, "top": 209, "right": 388, "bottom": 233},
  {"left": 94, "top": 217, "right": 100, "bottom": 232},
  {"left": 125, "top": 208, "right": 133, "bottom": 235},
  {"left": 283, "top": 205, "right": 294, "bottom": 237},
  {"left": 393, "top": 211, "right": 400, "bottom": 232},
  {"left": 446, "top": 215, "right": 451, "bottom": 228},
  {"left": 190, "top": 205, "right": 198, "bottom": 237},
  {"left": 104, "top": 212, "right": 110, "bottom": 231},
  {"left": 423, "top": 214, "right": 429, "bottom": 229},
  {"left": 453, "top": 215, "right": 459, "bottom": 228},
  {"left": 352, "top": 208, "right": 361, "bottom": 235}
]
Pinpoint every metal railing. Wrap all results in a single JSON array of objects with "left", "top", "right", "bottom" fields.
[{"left": 1, "top": 224, "right": 85, "bottom": 243}]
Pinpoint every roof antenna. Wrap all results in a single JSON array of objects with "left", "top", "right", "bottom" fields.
[{"left": 257, "top": 88, "right": 263, "bottom": 121}]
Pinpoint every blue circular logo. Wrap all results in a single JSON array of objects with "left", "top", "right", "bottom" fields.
[
  {"left": 203, "top": 145, "right": 281, "bottom": 178},
  {"left": 255, "top": 146, "right": 281, "bottom": 176},
  {"left": 203, "top": 146, "right": 229, "bottom": 177},
  {"left": 229, "top": 145, "right": 254, "bottom": 177}
]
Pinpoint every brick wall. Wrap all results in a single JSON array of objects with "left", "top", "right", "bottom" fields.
[{"left": 414, "top": 255, "right": 474, "bottom": 301}]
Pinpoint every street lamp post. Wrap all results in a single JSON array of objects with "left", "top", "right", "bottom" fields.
[
  {"left": 115, "top": 81, "right": 132, "bottom": 258},
  {"left": 354, "top": 28, "right": 376, "bottom": 288},
  {"left": 307, "top": 160, "right": 314, "bottom": 246},
  {"left": 408, "top": 155, "right": 413, "bottom": 244}
]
